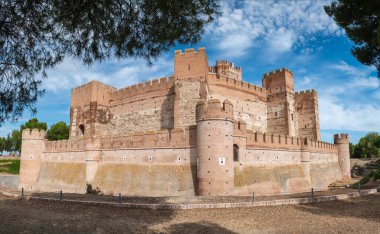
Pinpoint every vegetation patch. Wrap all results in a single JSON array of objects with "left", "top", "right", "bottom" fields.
[{"left": 0, "top": 159, "right": 20, "bottom": 174}]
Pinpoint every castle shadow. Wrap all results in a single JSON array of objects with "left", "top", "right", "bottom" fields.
[
  {"left": 294, "top": 193, "right": 380, "bottom": 223},
  {"left": 164, "top": 221, "right": 236, "bottom": 234}
]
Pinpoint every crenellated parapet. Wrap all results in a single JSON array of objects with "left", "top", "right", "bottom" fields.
[
  {"left": 207, "top": 74, "right": 266, "bottom": 99},
  {"left": 334, "top": 133, "right": 349, "bottom": 144},
  {"left": 294, "top": 89, "right": 317, "bottom": 97},
  {"left": 22, "top": 128, "right": 46, "bottom": 140},
  {"left": 262, "top": 67, "right": 294, "bottom": 92},
  {"left": 244, "top": 131, "right": 337, "bottom": 154},
  {"left": 174, "top": 47, "right": 206, "bottom": 55},
  {"left": 109, "top": 76, "right": 175, "bottom": 103},
  {"left": 45, "top": 139, "right": 87, "bottom": 152},
  {"left": 196, "top": 99, "right": 234, "bottom": 121},
  {"left": 174, "top": 48, "right": 208, "bottom": 80}
]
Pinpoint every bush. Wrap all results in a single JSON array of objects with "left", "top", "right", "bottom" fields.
[{"left": 86, "top": 183, "right": 102, "bottom": 195}]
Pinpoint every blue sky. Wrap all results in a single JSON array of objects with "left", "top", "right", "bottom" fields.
[{"left": 1, "top": 0, "right": 379, "bottom": 144}]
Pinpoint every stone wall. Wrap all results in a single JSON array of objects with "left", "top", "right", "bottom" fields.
[
  {"left": 177, "top": 81, "right": 202, "bottom": 128},
  {"left": 0, "top": 175, "right": 19, "bottom": 189},
  {"left": 20, "top": 124, "right": 344, "bottom": 197},
  {"left": 207, "top": 75, "right": 267, "bottom": 133}
]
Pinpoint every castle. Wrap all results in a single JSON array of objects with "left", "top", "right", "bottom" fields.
[{"left": 19, "top": 48, "right": 350, "bottom": 196}]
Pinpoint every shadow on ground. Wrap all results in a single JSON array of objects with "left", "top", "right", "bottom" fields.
[
  {"left": 295, "top": 194, "right": 380, "bottom": 223},
  {"left": 164, "top": 221, "right": 236, "bottom": 234}
]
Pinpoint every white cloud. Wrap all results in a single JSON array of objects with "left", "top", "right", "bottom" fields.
[
  {"left": 316, "top": 61, "right": 380, "bottom": 132},
  {"left": 319, "top": 96, "right": 380, "bottom": 131},
  {"left": 43, "top": 56, "right": 173, "bottom": 93},
  {"left": 208, "top": 0, "right": 341, "bottom": 58}
]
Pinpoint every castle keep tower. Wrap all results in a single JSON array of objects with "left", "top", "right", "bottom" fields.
[
  {"left": 174, "top": 48, "right": 209, "bottom": 80},
  {"left": 196, "top": 99, "right": 234, "bottom": 196},
  {"left": 262, "top": 68, "right": 298, "bottom": 137},
  {"left": 334, "top": 133, "right": 351, "bottom": 179},
  {"left": 19, "top": 129, "right": 46, "bottom": 191}
]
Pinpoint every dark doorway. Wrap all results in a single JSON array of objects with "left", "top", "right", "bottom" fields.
[{"left": 233, "top": 144, "right": 239, "bottom": 162}]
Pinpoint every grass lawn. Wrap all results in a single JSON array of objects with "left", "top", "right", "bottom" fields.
[{"left": 0, "top": 159, "right": 20, "bottom": 174}]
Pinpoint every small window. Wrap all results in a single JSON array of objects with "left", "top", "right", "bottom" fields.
[
  {"left": 275, "top": 112, "right": 277, "bottom": 117},
  {"left": 79, "top": 124, "right": 85, "bottom": 136},
  {"left": 233, "top": 144, "right": 239, "bottom": 162},
  {"left": 188, "top": 64, "right": 190, "bottom": 70},
  {"left": 291, "top": 114, "right": 294, "bottom": 121}
]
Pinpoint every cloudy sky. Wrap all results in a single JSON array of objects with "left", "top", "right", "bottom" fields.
[{"left": 1, "top": 0, "right": 379, "bottom": 144}]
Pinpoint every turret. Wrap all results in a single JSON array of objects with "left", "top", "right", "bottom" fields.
[
  {"left": 196, "top": 99, "right": 234, "bottom": 196},
  {"left": 263, "top": 68, "right": 298, "bottom": 137},
  {"left": 174, "top": 48, "right": 209, "bottom": 80},
  {"left": 210, "top": 60, "right": 242, "bottom": 80},
  {"left": 334, "top": 133, "right": 350, "bottom": 179},
  {"left": 19, "top": 129, "right": 46, "bottom": 191}
]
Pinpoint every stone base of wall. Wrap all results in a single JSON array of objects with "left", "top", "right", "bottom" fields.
[{"left": 0, "top": 175, "right": 19, "bottom": 189}]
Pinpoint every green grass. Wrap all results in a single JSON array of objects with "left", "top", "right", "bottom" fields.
[{"left": 0, "top": 159, "right": 20, "bottom": 174}]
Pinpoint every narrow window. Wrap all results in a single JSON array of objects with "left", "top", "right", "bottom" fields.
[
  {"left": 275, "top": 112, "right": 277, "bottom": 117},
  {"left": 78, "top": 124, "right": 85, "bottom": 136},
  {"left": 291, "top": 114, "right": 294, "bottom": 121},
  {"left": 188, "top": 64, "right": 190, "bottom": 70},
  {"left": 233, "top": 144, "right": 239, "bottom": 162}
]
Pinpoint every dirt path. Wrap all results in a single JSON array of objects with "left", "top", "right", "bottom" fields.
[{"left": 0, "top": 193, "right": 379, "bottom": 233}]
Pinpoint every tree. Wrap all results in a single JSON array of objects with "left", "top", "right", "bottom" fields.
[
  {"left": 47, "top": 121, "right": 69, "bottom": 141},
  {"left": 10, "top": 130, "right": 21, "bottom": 154},
  {"left": 353, "top": 132, "right": 380, "bottom": 158},
  {"left": 325, "top": 1, "right": 380, "bottom": 77},
  {"left": 0, "top": 0, "right": 219, "bottom": 125},
  {"left": 20, "top": 118, "right": 47, "bottom": 132},
  {"left": 0, "top": 137, "right": 5, "bottom": 156}
]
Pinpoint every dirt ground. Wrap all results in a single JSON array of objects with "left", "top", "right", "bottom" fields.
[{"left": 0, "top": 193, "right": 379, "bottom": 234}]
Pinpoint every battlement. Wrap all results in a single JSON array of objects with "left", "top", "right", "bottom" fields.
[
  {"left": 22, "top": 128, "right": 46, "bottom": 140},
  {"left": 207, "top": 74, "right": 266, "bottom": 98},
  {"left": 45, "top": 138, "right": 87, "bottom": 152},
  {"left": 174, "top": 47, "right": 206, "bottom": 55},
  {"left": 262, "top": 67, "right": 294, "bottom": 91},
  {"left": 263, "top": 68, "right": 293, "bottom": 79},
  {"left": 196, "top": 99, "right": 234, "bottom": 121},
  {"left": 71, "top": 80, "right": 117, "bottom": 95},
  {"left": 244, "top": 131, "right": 338, "bottom": 154},
  {"left": 294, "top": 89, "right": 317, "bottom": 96},
  {"left": 109, "top": 76, "right": 175, "bottom": 102},
  {"left": 334, "top": 133, "right": 350, "bottom": 144}
]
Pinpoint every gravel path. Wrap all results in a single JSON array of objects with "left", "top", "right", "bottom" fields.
[{"left": 0, "top": 193, "right": 379, "bottom": 233}]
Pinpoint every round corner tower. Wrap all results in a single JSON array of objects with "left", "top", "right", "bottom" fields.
[
  {"left": 196, "top": 99, "right": 234, "bottom": 196},
  {"left": 334, "top": 133, "right": 350, "bottom": 179},
  {"left": 19, "top": 128, "right": 46, "bottom": 191}
]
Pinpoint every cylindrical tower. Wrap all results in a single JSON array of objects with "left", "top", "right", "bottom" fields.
[
  {"left": 196, "top": 99, "right": 234, "bottom": 196},
  {"left": 19, "top": 129, "right": 46, "bottom": 191},
  {"left": 334, "top": 133, "right": 350, "bottom": 179}
]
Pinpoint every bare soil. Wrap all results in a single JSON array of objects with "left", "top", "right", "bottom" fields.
[{"left": 0, "top": 193, "right": 379, "bottom": 233}]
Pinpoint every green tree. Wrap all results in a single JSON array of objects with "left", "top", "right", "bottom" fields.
[
  {"left": 20, "top": 118, "right": 47, "bottom": 132},
  {"left": 349, "top": 142, "right": 356, "bottom": 158},
  {"left": 0, "top": 0, "right": 219, "bottom": 125},
  {"left": 353, "top": 132, "right": 380, "bottom": 158},
  {"left": 10, "top": 130, "right": 21, "bottom": 154},
  {"left": 0, "top": 137, "right": 5, "bottom": 156},
  {"left": 325, "top": 0, "right": 380, "bottom": 77},
  {"left": 47, "top": 121, "right": 69, "bottom": 141},
  {"left": 4, "top": 134, "right": 13, "bottom": 154}
]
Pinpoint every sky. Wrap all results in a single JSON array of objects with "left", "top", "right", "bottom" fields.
[{"left": 1, "top": 0, "right": 379, "bottom": 144}]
